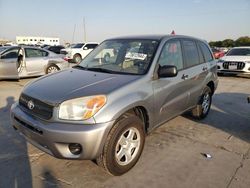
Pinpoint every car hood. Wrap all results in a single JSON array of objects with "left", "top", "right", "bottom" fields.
[
  {"left": 22, "top": 69, "right": 140, "bottom": 106},
  {"left": 220, "top": 55, "right": 250, "bottom": 62}
]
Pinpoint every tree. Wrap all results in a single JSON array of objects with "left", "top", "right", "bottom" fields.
[
  {"left": 222, "top": 39, "right": 235, "bottom": 47},
  {"left": 235, "top": 36, "right": 250, "bottom": 46},
  {"left": 209, "top": 36, "right": 250, "bottom": 47}
]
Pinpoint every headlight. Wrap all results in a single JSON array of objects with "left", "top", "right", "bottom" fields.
[{"left": 58, "top": 95, "right": 106, "bottom": 120}]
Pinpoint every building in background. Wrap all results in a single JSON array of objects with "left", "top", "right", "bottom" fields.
[{"left": 16, "top": 36, "right": 60, "bottom": 46}]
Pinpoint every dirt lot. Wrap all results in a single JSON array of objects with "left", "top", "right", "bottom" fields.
[{"left": 0, "top": 76, "right": 250, "bottom": 188}]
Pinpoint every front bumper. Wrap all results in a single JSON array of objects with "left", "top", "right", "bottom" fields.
[
  {"left": 10, "top": 102, "right": 114, "bottom": 160},
  {"left": 217, "top": 62, "right": 250, "bottom": 74}
]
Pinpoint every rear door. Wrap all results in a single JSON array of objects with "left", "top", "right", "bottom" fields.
[
  {"left": 24, "top": 48, "right": 49, "bottom": 75},
  {"left": 153, "top": 39, "right": 190, "bottom": 125},
  {"left": 181, "top": 39, "right": 209, "bottom": 108},
  {"left": 0, "top": 47, "right": 20, "bottom": 79}
]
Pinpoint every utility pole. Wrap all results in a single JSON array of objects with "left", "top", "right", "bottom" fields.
[
  {"left": 83, "top": 17, "right": 87, "bottom": 42},
  {"left": 72, "top": 24, "right": 76, "bottom": 43}
]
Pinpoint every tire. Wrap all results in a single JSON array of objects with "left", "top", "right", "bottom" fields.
[
  {"left": 96, "top": 113, "right": 145, "bottom": 176},
  {"left": 191, "top": 86, "right": 212, "bottom": 119},
  {"left": 46, "top": 64, "right": 60, "bottom": 74},
  {"left": 73, "top": 54, "right": 82, "bottom": 64}
]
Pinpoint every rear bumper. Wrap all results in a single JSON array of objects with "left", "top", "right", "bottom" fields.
[{"left": 10, "top": 102, "right": 114, "bottom": 160}]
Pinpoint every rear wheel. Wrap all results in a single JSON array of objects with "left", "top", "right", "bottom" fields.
[
  {"left": 191, "top": 86, "right": 212, "bottom": 119},
  {"left": 96, "top": 113, "right": 145, "bottom": 176},
  {"left": 46, "top": 64, "right": 60, "bottom": 74},
  {"left": 73, "top": 54, "right": 82, "bottom": 64}
]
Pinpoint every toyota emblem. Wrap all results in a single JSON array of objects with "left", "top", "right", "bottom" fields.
[{"left": 27, "top": 100, "right": 35, "bottom": 110}]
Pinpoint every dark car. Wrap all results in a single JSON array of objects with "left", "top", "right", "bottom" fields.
[{"left": 44, "top": 45, "right": 65, "bottom": 54}]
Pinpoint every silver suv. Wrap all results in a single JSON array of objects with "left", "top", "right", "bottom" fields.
[{"left": 10, "top": 35, "right": 218, "bottom": 175}]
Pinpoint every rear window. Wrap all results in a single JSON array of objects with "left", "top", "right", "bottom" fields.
[{"left": 182, "top": 40, "right": 199, "bottom": 67}]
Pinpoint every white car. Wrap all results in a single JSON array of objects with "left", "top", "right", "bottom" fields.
[
  {"left": 61, "top": 43, "right": 98, "bottom": 63},
  {"left": 217, "top": 47, "right": 250, "bottom": 75}
]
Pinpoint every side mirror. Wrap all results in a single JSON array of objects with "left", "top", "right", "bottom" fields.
[
  {"left": 158, "top": 65, "right": 178, "bottom": 78},
  {"left": 83, "top": 47, "right": 88, "bottom": 50}
]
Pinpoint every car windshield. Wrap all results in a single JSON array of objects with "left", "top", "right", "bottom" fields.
[
  {"left": 227, "top": 48, "right": 250, "bottom": 56},
  {"left": 71, "top": 43, "right": 85, "bottom": 48},
  {"left": 77, "top": 39, "right": 159, "bottom": 75}
]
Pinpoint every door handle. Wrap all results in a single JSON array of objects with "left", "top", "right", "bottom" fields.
[
  {"left": 202, "top": 67, "right": 208, "bottom": 71},
  {"left": 181, "top": 74, "right": 189, "bottom": 80}
]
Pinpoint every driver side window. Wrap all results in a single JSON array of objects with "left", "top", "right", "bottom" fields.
[
  {"left": 1, "top": 48, "right": 19, "bottom": 59},
  {"left": 158, "top": 40, "right": 183, "bottom": 70}
]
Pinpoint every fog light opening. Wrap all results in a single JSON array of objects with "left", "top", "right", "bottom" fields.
[{"left": 68, "top": 143, "right": 82, "bottom": 155}]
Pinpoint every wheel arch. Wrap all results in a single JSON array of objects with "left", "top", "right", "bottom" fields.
[
  {"left": 207, "top": 81, "right": 215, "bottom": 95},
  {"left": 45, "top": 61, "right": 60, "bottom": 74}
]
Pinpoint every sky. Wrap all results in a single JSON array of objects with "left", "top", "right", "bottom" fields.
[{"left": 0, "top": 0, "right": 249, "bottom": 44}]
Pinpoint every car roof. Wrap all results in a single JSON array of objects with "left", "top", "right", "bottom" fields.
[{"left": 106, "top": 34, "right": 206, "bottom": 42}]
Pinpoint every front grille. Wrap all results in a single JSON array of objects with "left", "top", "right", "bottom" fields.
[
  {"left": 222, "top": 61, "right": 245, "bottom": 70},
  {"left": 19, "top": 93, "right": 53, "bottom": 120}
]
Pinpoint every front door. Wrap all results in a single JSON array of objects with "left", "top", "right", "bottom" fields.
[
  {"left": 0, "top": 47, "right": 20, "bottom": 79},
  {"left": 153, "top": 40, "right": 189, "bottom": 126}
]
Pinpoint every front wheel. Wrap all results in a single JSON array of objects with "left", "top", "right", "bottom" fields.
[
  {"left": 96, "top": 113, "right": 145, "bottom": 176},
  {"left": 191, "top": 86, "right": 212, "bottom": 119}
]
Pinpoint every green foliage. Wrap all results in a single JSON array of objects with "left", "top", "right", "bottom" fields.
[{"left": 209, "top": 36, "right": 250, "bottom": 47}]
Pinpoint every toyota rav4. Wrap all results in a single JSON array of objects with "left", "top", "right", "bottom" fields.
[{"left": 11, "top": 35, "right": 218, "bottom": 175}]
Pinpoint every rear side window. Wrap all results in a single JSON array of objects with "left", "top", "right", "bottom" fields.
[
  {"left": 25, "top": 48, "right": 48, "bottom": 58},
  {"left": 199, "top": 42, "right": 213, "bottom": 62},
  {"left": 182, "top": 40, "right": 199, "bottom": 68},
  {"left": 158, "top": 40, "right": 184, "bottom": 70}
]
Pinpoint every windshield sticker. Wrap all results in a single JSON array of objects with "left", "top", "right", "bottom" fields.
[{"left": 125, "top": 52, "right": 147, "bottom": 60}]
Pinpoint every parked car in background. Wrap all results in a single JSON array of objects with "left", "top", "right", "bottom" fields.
[
  {"left": 0, "top": 46, "right": 69, "bottom": 80},
  {"left": 10, "top": 35, "right": 218, "bottom": 175},
  {"left": 60, "top": 42, "right": 98, "bottom": 63},
  {"left": 44, "top": 45, "right": 65, "bottom": 54},
  {"left": 212, "top": 48, "right": 225, "bottom": 59},
  {"left": 217, "top": 47, "right": 250, "bottom": 75}
]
